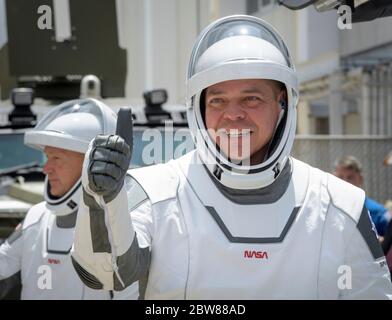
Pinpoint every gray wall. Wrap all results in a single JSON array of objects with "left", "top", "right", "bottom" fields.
[
  {"left": 306, "top": 6, "right": 338, "bottom": 61},
  {"left": 340, "top": 17, "right": 392, "bottom": 57}
]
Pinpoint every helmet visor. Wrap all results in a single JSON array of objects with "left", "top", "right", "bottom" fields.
[
  {"left": 24, "top": 99, "right": 114, "bottom": 153},
  {"left": 186, "top": 16, "right": 297, "bottom": 101},
  {"left": 188, "top": 15, "right": 294, "bottom": 79},
  {"left": 33, "top": 99, "right": 105, "bottom": 133}
]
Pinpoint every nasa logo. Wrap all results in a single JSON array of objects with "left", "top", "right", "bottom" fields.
[{"left": 243, "top": 250, "right": 269, "bottom": 259}]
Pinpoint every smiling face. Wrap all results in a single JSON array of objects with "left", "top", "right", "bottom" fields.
[
  {"left": 43, "top": 146, "right": 84, "bottom": 197},
  {"left": 205, "top": 79, "right": 285, "bottom": 165}
]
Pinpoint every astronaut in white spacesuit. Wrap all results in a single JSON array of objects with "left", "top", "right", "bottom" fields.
[
  {"left": 72, "top": 15, "right": 392, "bottom": 299},
  {"left": 0, "top": 98, "right": 132, "bottom": 299}
]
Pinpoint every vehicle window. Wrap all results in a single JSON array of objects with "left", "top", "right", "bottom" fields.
[
  {"left": 131, "top": 127, "right": 194, "bottom": 168},
  {"left": 0, "top": 132, "right": 45, "bottom": 171}
]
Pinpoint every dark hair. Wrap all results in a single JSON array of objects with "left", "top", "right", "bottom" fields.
[{"left": 271, "top": 80, "right": 286, "bottom": 101}]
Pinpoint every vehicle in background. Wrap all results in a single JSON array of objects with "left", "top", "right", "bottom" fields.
[
  {"left": 0, "top": 88, "right": 45, "bottom": 242},
  {"left": 0, "top": 1, "right": 192, "bottom": 241},
  {"left": 0, "top": 87, "right": 191, "bottom": 242}
]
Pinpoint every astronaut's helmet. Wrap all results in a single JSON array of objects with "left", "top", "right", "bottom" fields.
[
  {"left": 24, "top": 98, "right": 117, "bottom": 215},
  {"left": 186, "top": 15, "right": 299, "bottom": 190}
]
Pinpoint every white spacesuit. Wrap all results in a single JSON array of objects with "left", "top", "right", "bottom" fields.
[
  {"left": 0, "top": 99, "right": 119, "bottom": 299},
  {"left": 72, "top": 15, "right": 392, "bottom": 299}
]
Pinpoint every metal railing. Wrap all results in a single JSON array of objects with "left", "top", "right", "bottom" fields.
[
  {"left": 293, "top": 135, "right": 392, "bottom": 204},
  {"left": 2, "top": 103, "right": 392, "bottom": 204}
]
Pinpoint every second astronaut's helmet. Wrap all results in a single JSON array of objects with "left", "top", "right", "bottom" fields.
[
  {"left": 24, "top": 98, "right": 117, "bottom": 215},
  {"left": 25, "top": 98, "right": 117, "bottom": 153}
]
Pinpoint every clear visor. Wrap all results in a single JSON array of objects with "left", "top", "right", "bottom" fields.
[
  {"left": 188, "top": 15, "right": 294, "bottom": 80},
  {"left": 34, "top": 99, "right": 105, "bottom": 133}
]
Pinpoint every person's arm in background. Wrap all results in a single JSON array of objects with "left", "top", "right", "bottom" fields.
[
  {"left": 0, "top": 223, "right": 22, "bottom": 299},
  {"left": 365, "top": 198, "right": 391, "bottom": 238}
]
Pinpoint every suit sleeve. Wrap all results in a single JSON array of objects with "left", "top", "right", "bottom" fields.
[
  {"left": 71, "top": 175, "right": 152, "bottom": 292},
  {"left": 340, "top": 206, "right": 392, "bottom": 300},
  {"left": 0, "top": 224, "right": 23, "bottom": 299}
]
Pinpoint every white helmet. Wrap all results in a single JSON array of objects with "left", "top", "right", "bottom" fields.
[
  {"left": 24, "top": 98, "right": 117, "bottom": 216},
  {"left": 186, "top": 15, "right": 299, "bottom": 190}
]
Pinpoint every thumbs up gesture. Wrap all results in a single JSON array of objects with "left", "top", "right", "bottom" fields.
[{"left": 84, "top": 108, "right": 133, "bottom": 203}]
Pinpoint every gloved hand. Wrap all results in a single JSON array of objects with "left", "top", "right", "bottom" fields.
[{"left": 87, "top": 134, "right": 131, "bottom": 203}]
